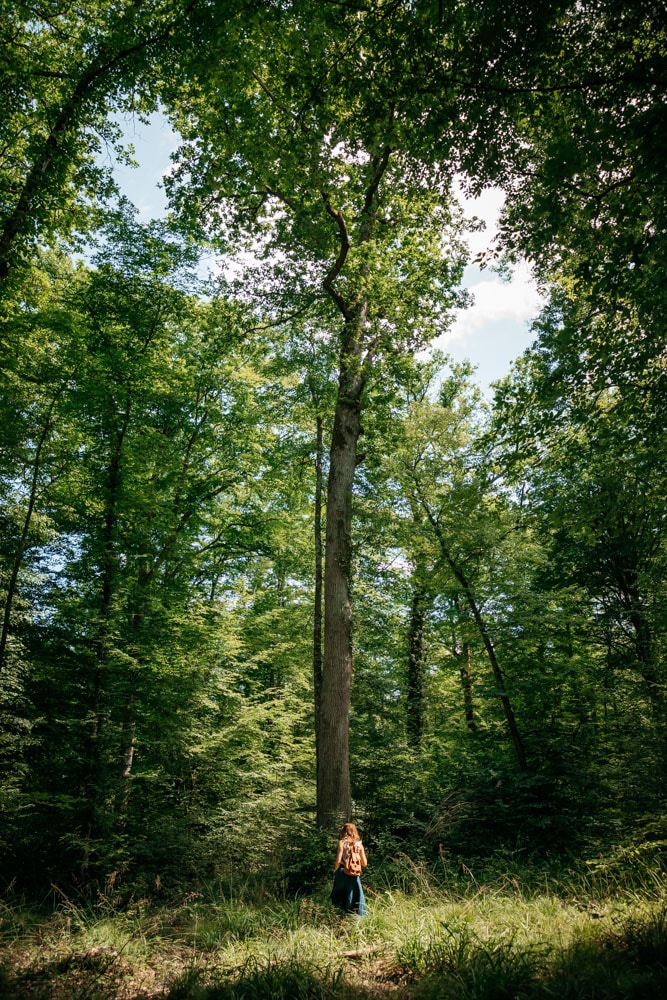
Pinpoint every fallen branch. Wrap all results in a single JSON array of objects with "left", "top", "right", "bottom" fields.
[{"left": 339, "top": 945, "right": 387, "bottom": 959}]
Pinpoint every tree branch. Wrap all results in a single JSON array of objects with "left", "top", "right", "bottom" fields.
[{"left": 321, "top": 194, "right": 353, "bottom": 319}]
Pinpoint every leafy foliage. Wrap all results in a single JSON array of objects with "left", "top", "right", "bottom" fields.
[{"left": 1, "top": 0, "right": 666, "bottom": 897}]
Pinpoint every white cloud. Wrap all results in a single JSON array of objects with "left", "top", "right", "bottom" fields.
[
  {"left": 441, "top": 263, "right": 545, "bottom": 346},
  {"left": 454, "top": 182, "right": 506, "bottom": 258},
  {"left": 424, "top": 183, "right": 548, "bottom": 387}
]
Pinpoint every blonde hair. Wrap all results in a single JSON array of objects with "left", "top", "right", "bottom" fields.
[{"left": 339, "top": 822, "right": 360, "bottom": 841}]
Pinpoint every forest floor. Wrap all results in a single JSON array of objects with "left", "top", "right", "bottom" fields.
[{"left": 2, "top": 867, "right": 667, "bottom": 999}]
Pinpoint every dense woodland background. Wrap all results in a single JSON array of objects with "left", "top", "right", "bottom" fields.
[{"left": 1, "top": 0, "right": 666, "bottom": 899}]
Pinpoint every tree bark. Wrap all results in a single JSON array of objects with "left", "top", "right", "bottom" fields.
[
  {"left": 117, "top": 696, "right": 136, "bottom": 820},
  {"left": 453, "top": 598, "right": 476, "bottom": 732},
  {"left": 313, "top": 414, "right": 324, "bottom": 778},
  {"left": 450, "top": 560, "right": 526, "bottom": 769},
  {"left": 315, "top": 147, "right": 390, "bottom": 830},
  {"left": 406, "top": 582, "right": 428, "bottom": 748},
  {"left": 0, "top": 390, "right": 60, "bottom": 673},
  {"left": 459, "top": 640, "right": 477, "bottom": 733},
  {"left": 317, "top": 340, "right": 365, "bottom": 828}
]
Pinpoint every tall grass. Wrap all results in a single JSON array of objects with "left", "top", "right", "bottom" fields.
[{"left": 2, "top": 857, "right": 667, "bottom": 999}]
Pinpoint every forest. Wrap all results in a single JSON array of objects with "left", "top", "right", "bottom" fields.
[{"left": 1, "top": 1, "right": 666, "bottom": 998}]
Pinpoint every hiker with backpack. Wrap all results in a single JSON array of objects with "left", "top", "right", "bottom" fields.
[{"left": 330, "top": 821, "right": 368, "bottom": 915}]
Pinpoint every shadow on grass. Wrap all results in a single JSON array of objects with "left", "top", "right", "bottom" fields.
[
  {"left": 164, "top": 909, "right": 667, "bottom": 1000},
  {"left": 166, "top": 956, "right": 350, "bottom": 1000},
  {"left": 0, "top": 946, "right": 153, "bottom": 1000},
  {"left": 404, "top": 906, "right": 667, "bottom": 1000}
]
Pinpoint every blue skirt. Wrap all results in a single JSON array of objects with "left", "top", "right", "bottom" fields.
[{"left": 330, "top": 865, "right": 366, "bottom": 915}]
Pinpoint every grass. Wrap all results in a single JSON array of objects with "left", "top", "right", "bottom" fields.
[{"left": 2, "top": 861, "right": 667, "bottom": 999}]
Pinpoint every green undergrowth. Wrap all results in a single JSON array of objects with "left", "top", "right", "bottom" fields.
[{"left": 2, "top": 860, "right": 667, "bottom": 999}]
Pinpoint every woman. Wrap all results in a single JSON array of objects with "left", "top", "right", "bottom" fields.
[{"left": 330, "top": 821, "right": 368, "bottom": 915}]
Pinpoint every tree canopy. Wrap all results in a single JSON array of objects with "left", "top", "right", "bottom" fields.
[{"left": 0, "top": 0, "right": 665, "bottom": 893}]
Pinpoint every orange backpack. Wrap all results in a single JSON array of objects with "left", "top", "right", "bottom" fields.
[{"left": 343, "top": 839, "right": 363, "bottom": 877}]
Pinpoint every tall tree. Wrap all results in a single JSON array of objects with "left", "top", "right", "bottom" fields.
[{"left": 163, "top": 0, "right": 469, "bottom": 828}]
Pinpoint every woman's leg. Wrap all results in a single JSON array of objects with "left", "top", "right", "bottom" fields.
[{"left": 352, "top": 877, "right": 366, "bottom": 916}]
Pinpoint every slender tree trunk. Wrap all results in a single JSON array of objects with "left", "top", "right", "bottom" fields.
[
  {"left": 453, "top": 598, "right": 476, "bottom": 732},
  {"left": 81, "top": 414, "right": 128, "bottom": 876},
  {"left": 428, "top": 520, "right": 527, "bottom": 770},
  {"left": 117, "top": 695, "right": 136, "bottom": 820},
  {"left": 459, "top": 640, "right": 476, "bottom": 733},
  {"left": 0, "top": 391, "right": 60, "bottom": 672},
  {"left": 313, "top": 414, "right": 324, "bottom": 778},
  {"left": 452, "top": 566, "right": 526, "bottom": 769},
  {"left": 406, "top": 582, "right": 428, "bottom": 748}
]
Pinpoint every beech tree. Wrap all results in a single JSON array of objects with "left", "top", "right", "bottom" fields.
[
  {"left": 0, "top": 0, "right": 286, "bottom": 290},
  {"left": 158, "top": 0, "right": 584, "bottom": 829},
  {"left": 0, "top": 213, "right": 281, "bottom": 879},
  {"left": 162, "top": 0, "right": 471, "bottom": 829}
]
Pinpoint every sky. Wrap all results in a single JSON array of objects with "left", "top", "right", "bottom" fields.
[{"left": 108, "top": 112, "right": 544, "bottom": 393}]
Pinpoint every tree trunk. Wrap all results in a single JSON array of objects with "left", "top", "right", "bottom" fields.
[
  {"left": 117, "top": 696, "right": 136, "bottom": 820},
  {"left": 459, "top": 640, "right": 477, "bottom": 733},
  {"left": 316, "top": 148, "right": 390, "bottom": 830},
  {"left": 406, "top": 582, "right": 428, "bottom": 748},
  {"left": 81, "top": 413, "right": 128, "bottom": 876},
  {"left": 0, "top": 391, "right": 60, "bottom": 673},
  {"left": 313, "top": 414, "right": 324, "bottom": 778},
  {"left": 453, "top": 598, "right": 476, "bottom": 732},
  {"left": 317, "top": 331, "right": 366, "bottom": 829},
  {"left": 453, "top": 568, "right": 526, "bottom": 769}
]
